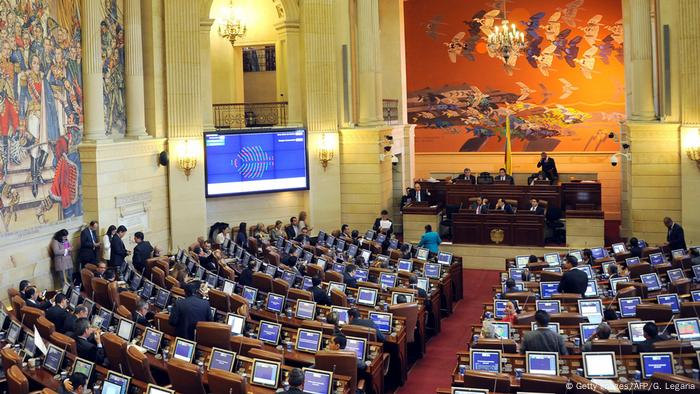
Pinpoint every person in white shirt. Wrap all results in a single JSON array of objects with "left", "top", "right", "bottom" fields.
[
  {"left": 373, "top": 210, "right": 393, "bottom": 236},
  {"left": 215, "top": 226, "right": 230, "bottom": 245},
  {"left": 102, "top": 225, "right": 116, "bottom": 264}
]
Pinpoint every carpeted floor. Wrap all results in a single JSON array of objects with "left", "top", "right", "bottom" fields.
[{"left": 395, "top": 269, "right": 499, "bottom": 394}]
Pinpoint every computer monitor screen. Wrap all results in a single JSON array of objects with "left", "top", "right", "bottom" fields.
[
  {"left": 146, "top": 385, "right": 174, "bottom": 394},
  {"left": 502, "top": 281, "right": 525, "bottom": 293},
  {"left": 569, "top": 250, "right": 583, "bottom": 263},
  {"left": 375, "top": 233, "right": 386, "bottom": 244},
  {"left": 130, "top": 273, "right": 142, "bottom": 291},
  {"left": 628, "top": 321, "right": 653, "bottom": 342},
  {"left": 139, "top": 280, "right": 154, "bottom": 299},
  {"left": 577, "top": 265, "right": 594, "bottom": 279},
  {"left": 649, "top": 253, "right": 664, "bottom": 265},
  {"left": 208, "top": 348, "right": 236, "bottom": 372},
  {"left": 101, "top": 380, "right": 124, "bottom": 394},
  {"left": 507, "top": 268, "right": 525, "bottom": 281},
  {"left": 43, "top": 344, "right": 65, "bottom": 374},
  {"left": 609, "top": 277, "right": 630, "bottom": 295},
  {"left": 450, "top": 389, "right": 489, "bottom": 394},
  {"left": 69, "top": 288, "right": 80, "bottom": 308},
  {"left": 625, "top": 257, "right": 640, "bottom": 266},
  {"left": 332, "top": 263, "right": 345, "bottom": 273},
  {"left": 302, "top": 368, "right": 333, "bottom": 394},
  {"left": 335, "top": 239, "right": 346, "bottom": 252},
  {"left": 470, "top": 349, "right": 501, "bottom": 373},
  {"left": 279, "top": 271, "right": 295, "bottom": 286},
  {"left": 388, "top": 239, "right": 399, "bottom": 251},
  {"left": 578, "top": 299, "right": 603, "bottom": 317},
  {"left": 531, "top": 322, "right": 560, "bottom": 334},
  {"left": 205, "top": 273, "right": 218, "bottom": 288},
  {"left": 674, "top": 318, "right": 700, "bottom": 340},
  {"left": 543, "top": 253, "right": 560, "bottom": 266},
  {"left": 515, "top": 255, "right": 530, "bottom": 268},
  {"left": 105, "top": 372, "right": 130, "bottom": 394},
  {"left": 154, "top": 288, "right": 170, "bottom": 309},
  {"left": 438, "top": 251, "right": 453, "bottom": 265},
  {"left": 591, "top": 247, "right": 607, "bottom": 259},
  {"left": 23, "top": 333, "right": 36, "bottom": 357},
  {"left": 116, "top": 319, "right": 135, "bottom": 341},
  {"left": 266, "top": 293, "right": 286, "bottom": 314},
  {"left": 417, "top": 278, "right": 430, "bottom": 293},
  {"left": 7, "top": 320, "right": 20, "bottom": 344},
  {"left": 640, "top": 352, "right": 673, "bottom": 379},
  {"left": 494, "top": 300, "right": 511, "bottom": 318},
  {"left": 580, "top": 323, "right": 598, "bottom": 342},
  {"left": 345, "top": 336, "right": 367, "bottom": 362},
  {"left": 96, "top": 308, "right": 113, "bottom": 331},
  {"left": 657, "top": 294, "right": 681, "bottom": 313},
  {"left": 693, "top": 265, "right": 700, "bottom": 280},
  {"left": 73, "top": 358, "right": 94, "bottom": 380},
  {"left": 584, "top": 280, "right": 598, "bottom": 297},
  {"left": 292, "top": 246, "right": 304, "bottom": 258},
  {"left": 226, "top": 313, "right": 245, "bottom": 335},
  {"left": 618, "top": 297, "right": 641, "bottom": 318},
  {"left": 667, "top": 268, "right": 685, "bottom": 283},
  {"left": 583, "top": 352, "right": 617, "bottom": 378},
  {"left": 536, "top": 300, "right": 561, "bottom": 314},
  {"left": 357, "top": 287, "right": 378, "bottom": 307},
  {"left": 692, "top": 290, "right": 700, "bottom": 302},
  {"left": 346, "top": 244, "right": 358, "bottom": 258},
  {"left": 416, "top": 247, "right": 429, "bottom": 261},
  {"left": 295, "top": 300, "right": 316, "bottom": 320},
  {"left": 302, "top": 250, "right": 314, "bottom": 263},
  {"left": 83, "top": 298, "right": 95, "bottom": 317},
  {"left": 368, "top": 312, "right": 392, "bottom": 334},
  {"left": 243, "top": 286, "right": 258, "bottom": 304},
  {"left": 296, "top": 329, "right": 322, "bottom": 353},
  {"left": 195, "top": 266, "right": 205, "bottom": 280},
  {"left": 251, "top": 359, "right": 280, "bottom": 388},
  {"left": 315, "top": 257, "right": 328, "bottom": 271},
  {"left": 540, "top": 282, "right": 559, "bottom": 299},
  {"left": 379, "top": 273, "right": 397, "bottom": 288},
  {"left": 173, "top": 338, "right": 196, "bottom": 363},
  {"left": 640, "top": 273, "right": 662, "bottom": 291},
  {"left": 526, "top": 352, "right": 558, "bottom": 376},
  {"left": 364, "top": 230, "right": 375, "bottom": 240},
  {"left": 375, "top": 255, "right": 390, "bottom": 265},
  {"left": 354, "top": 269, "right": 369, "bottom": 282},
  {"left": 360, "top": 249, "right": 371, "bottom": 263},
  {"left": 424, "top": 263, "right": 441, "bottom": 279},
  {"left": 325, "top": 235, "right": 335, "bottom": 248},
  {"left": 327, "top": 282, "right": 346, "bottom": 296},
  {"left": 258, "top": 321, "right": 282, "bottom": 345},
  {"left": 331, "top": 307, "right": 349, "bottom": 324},
  {"left": 492, "top": 322, "right": 510, "bottom": 339},
  {"left": 391, "top": 292, "right": 414, "bottom": 304},
  {"left": 302, "top": 276, "right": 313, "bottom": 290},
  {"left": 264, "top": 264, "right": 277, "bottom": 277},
  {"left": 141, "top": 328, "right": 163, "bottom": 353},
  {"left": 397, "top": 259, "right": 413, "bottom": 272},
  {"left": 612, "top": 243, "right": 626, "bottom": 254},
  {"left": 671, "top": 249, "right": 686, "bottom": 259}
]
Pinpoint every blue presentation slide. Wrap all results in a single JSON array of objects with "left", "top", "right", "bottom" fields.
[{"left": 205, "top": 129, "right": 308, "bottom": 196}]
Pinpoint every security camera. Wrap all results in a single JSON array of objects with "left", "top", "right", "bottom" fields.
[
  {"left": 608, "top": 131, "right": 615, "bottom": 139},
  {"left": 622, "top": 143, "right": 630, "bottom": 150},
  {"left": 610, "top": 154, "right": 619, "bottom": 167},
  {"left": 391, "top": 155, "right": 399, "bottom": 164}
]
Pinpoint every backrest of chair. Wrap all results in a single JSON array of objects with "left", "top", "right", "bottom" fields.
[
  {"left": 590, "top": 339, "right": 635, "bottom": 354},
  {"left": 118, "top": 291, "right": 140, "bottom": 313},
  {"left": 616, "top": 285, "right": 638, "bottom": 298},
  {"left": 107, "top": 281, "right": 120, "bottom": 309},
  {"left": 628, "top": 262, "right": 651, "bottom": 279},
  {"left": 248, "top": 348, "right": 284, "bottom": 363},
  {"left": 650, "top": 373, "right": 698, "bottom": 394},
  {"left": 616, "top": 281, "right": 648, "bottom": 298},
  {"left": 126, "top": 345, "right": 156, "bottom": 383},
  {"left": 151, "top": 267, "right": 166, "bottom": 288},
  {"left": 171, "top": 286, "right": 186, "bottom": 297},
  {"left": 221, "top": 266, "right": 236, "bottom": 281},
  {"left": 389, "top": 303, "right": 418, "bottom": 343},
  {"left": 150, "top": 311, "right": 174, "bottom": 335},
  {"left": 35, "top": 316, "right": 55, "bottom": 339},
  {"left": 515, "top": 311, "right": 536, "bottom": 325},
  {"left": 11, "top": 295, "right": 25, "bottom": 320},
  {"left": 539, "top": 271, "right": 563, "bottom": 282},
  {"left": 7, "top": 365, "right": 28, "bottom": 394},
  {"left": 272, "top": 278, "right": 290, "bottom": 295},
  {"left": 471, "top": 339, "right": 518, "bottom": 353},
  {"left": 549, "top": 312, "right": 586, "bottom": 325},
  {"left": 635, "top": 303, "right": 673, "bottom": 322},
  {"left": 91, "top": 277, "right": 110, "bottom": 307},
  {"left": 49, "top": 331, "right": 77, "bottom": 354},
  {"left": 325, "top": 270, "right": 343, "bottom": 283},
  {"left": 229, "top": 293, "right": 248, "bottom": 314},
  {"left": 315, "top": 350, "right": 358, "bottom": 392},
  {"left": 165, "top": 275, "right": 179, "bottom": 290},
  {"left": 196, "top": 321, "right": 232, "bottom": 350},
  {"left": 166, "top": 358, "right": 206, "bottom": 394},
  {"left": 84, "top": 263, "right": 98, "bottom": 272},
  {"left": 208, "top": 288, "right": 230, "bottom": 312},
  {"left": 0, "top": 348, "right": 21, "bottom": 372},
  {"left": 300, "top": 319, "right": 337, "bottom": 336},
  {"left": 680, "top": 302, "right": 700, "bottom": 318},
  {"left": 248, "top": 237, "right": 259, "bottom": 255},
  {"left": 551, "top": 293, "right": 582, "bottom": 302},
  {"left": 305, "top": 264, "right": 323, "bottom": 279},
  {"left": 461, "top": 370, "right": 511, "bottom": 392},
  {"left": 7, "top": 288, "right": 19, "bottom": 300},
  {"left": 652, "top": 339, "right": 696, "bottom": 354},
  {"left": 520, "top": 373, "right": 569, "bottom": 393},
  {"left": 81, "top": 269, "right": 94, "bottom": 296},
  {"left": 357, "top": 280, "right": 381, "bottom": 290},
  {"left": 252, "top": 272, "right": 273, "bottom": 293},
  {"left": 229, "top": 336, "right": 263, "bottom": 357},
  {"left": 20, "top": 306, "right": 43, "bottom": 330},
  {"left": 504, "top": 292, "right": 537, "bottom": 303},
  {"left": 287, "top": 288, "right": 312, "bottom": 301},
  {"left": 669, "top": 278, "right": 691, "bottom": 295},
  {"left": 341, "top": 324, "right": 377, "bottom": 342},
  {"left": 206, "top": 369, "right": 248, "bottom": 394},
  {"left": 330, "top": 288, "right": 348, "bottom": 307},
  {"left": 267, "top": 251, "right": 281, "bottom": 266},
  {"left": 102, "top": 333, "right": 129, "bottom": 373},
  {"left": 116, "top": 305, "right": 131, "bottom": 319}
]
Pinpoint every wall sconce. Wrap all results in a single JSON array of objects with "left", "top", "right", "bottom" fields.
[
  {"left": 217, "top": 1, "right": 247, "bottom": 46},
  {"left": 177, "top": 140, "right": 198, "bottom": 180},
  {"left": 318, "top": 133, "right": 335, "bottom": 171},
  {"left": 685, "top": 128, "right": 700, "bottom": 168}
]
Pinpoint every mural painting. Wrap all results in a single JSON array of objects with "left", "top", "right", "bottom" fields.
[
  {"left": 405, "top": 0, "right": 625, "bottom": 152},
  {"left": 101, "top": 0, "right": 125, "bottom": 136}
]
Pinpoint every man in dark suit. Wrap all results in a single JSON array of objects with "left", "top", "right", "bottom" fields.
[
  {"left": 132, "top": 299, "right": 150, "bottom": 326},
  {"left": 664, "top": 217, "right": 687, "bottom": 251},
  {"left": 528, "top": 198, "right": 545, "bottom": 215},
  {"left": 348, "top": 308, "right": 385, "bottom": 342},
  {"left": 455, "top": 168, "right": 476, "bottom": 184},
  {"left": 78, "top": 221, "right": 100, "bottom": 266},
  {"left": 372, "top": 210, "right": 393, "bottom": 236},
  {"left": 520, "top": 311, "right": 568, "bottom": 354},
  {"left": 408, "top": 182, "right": 430, "bottom": 203},
  {"left": 475, "top": 197, "right": 489, "bottom": 215},
  {"left": 495, "top": 168, "right": 514, "bottom": 184},
  {"left": 132, "top": 232, "right": 154, "bottom": 273},
  {"left": 558, "top": 255, "right": 589, "bottom": 297},
  {"left": 94, "top": 262, "right": 108, "bottom": 279},
  {"left": 636, "top": 322, "right": 666, "bottom": 352},
  {"left": 63, "top": 305, "right": 88, "bottom": 336},
  {"left": 343, "top": 264, "right": 358, "bottom": 288},
  {"left": 280, "top": 368, "right": 305, "bottom": 394},
  {"left": 45, "top": 294, "right": 70, "bottom": 333},
  {"left": 74, "top": 318, "right": 105, "bottom": 364},
  {"left": 536, "top": 152, "right": 558, "bottom": 182},
  {"left": 310, "top": 275, "right": 331, "bottom": 306},
  {"left": 629, "top": 237, "right": 643, "bottom": 258},
  {"left": 286, "top": 217, "right": 300, "bottom": 239},
  {"left": 495, "top": 198, "right": 514, "bottom": 214},
  {"left": 110, "top": 225, "right": 129, "bottom": 270},
  {"left": 239, "top": 261, "right": 255, "bottom": 287},
  {"left": 294, "top": 227, "right": 310, "bottom": 245},
  {"left": 24, "top": 287, "right": 50, "bottom": 310},
  {"left": 169, "top": 281, "right": 210, "bottom": 340}
]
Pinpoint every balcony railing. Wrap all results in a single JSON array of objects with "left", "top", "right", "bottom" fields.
[
  {"left": 383, "top": 99, "right": 399, "bottom": 124},
  {"left": 213, "top": 102, "right": 288, "bottom": 128}
]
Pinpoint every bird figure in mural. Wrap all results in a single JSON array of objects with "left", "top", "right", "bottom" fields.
[
  {"left": 580, "top": 14, "right": 603, "bottom": 45},
  {"left": 605, "top": 19, "right": 624, "bottom": 44},
  {"left": 515, "top": 82, "right": 536, "bottom": 101},
  {"left": 502, "top": 54, "right": 519, "bottom": 76},
  {"left": 597, "top": 34, "right": 615, "bottom": 64},
  {"left": 564, "top": 35, "right": 583, "bottom": 67},
  {"left": 474, "top": 9, "right": 501, "bottom": 37},
  {"left": 559, "top": 78, "right": 579, "bottom": 99},
  {"left": 445, "top": 32, "right": 466, "bottom": 63},
  {"left": 574, "top": 46, "right": 598, "bottom": 79},
  {"left": 543, "top": 11, "right": 562, "bottom": 41},
  {"left": 424, "top": 15, "right": 446, "bottom": 40},
  {"left": 558, "top": 0, "right": 585, "bottom": 27},
  {"left": 526, "top": 36, "right": 544, "bottom": 68},
  {"left": 521, "top": 12, "right": 546, "bottom": 39},
  {"left": 552, "top": 29, "right": 572, "bottom": 57},
  {"left": 538, "top": 83, "right": 552, "bottom": 104},
  {"left": 534, "top": 44, "right": 556, "bottom": 76},
  {"left": 470, "top": 86, "right": 489, "bottom": 105}
]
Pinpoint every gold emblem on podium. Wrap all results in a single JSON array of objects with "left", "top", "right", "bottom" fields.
[{"left": 490, "top": 228, "right": 505, "bottom": 244}]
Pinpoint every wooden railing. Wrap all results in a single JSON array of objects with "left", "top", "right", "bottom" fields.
[{"left": 213, "top": 102, "right": 288, "bottom": 128}]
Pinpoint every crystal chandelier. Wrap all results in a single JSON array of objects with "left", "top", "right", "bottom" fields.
[
  {"left": 487, "top": 10, "right": 526, "bottom": 64},
  {"left": 217, "top": 1, "right": 247, "bottom": 46}
]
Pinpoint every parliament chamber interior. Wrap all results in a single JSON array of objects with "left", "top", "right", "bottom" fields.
[{"left": 1, "top": 0, "right": 700, "bottom": 393}]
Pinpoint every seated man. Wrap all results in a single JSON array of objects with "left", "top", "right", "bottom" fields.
[
  {"left": 328, "top": 333, "right": 365, "bottom": 370},
  {"left": 494, "top": 168, "right": 514, "bottom": 184},
  {"left": 281, "top": 368, "right": 304, "bottom": 394},
  {"left": 629, "top": 237, "right": 643, "bottom": 258},
  {"left": 494, "top": 198, "right": 514, "bottom": 214},
  {"left": 45, "top": 294, "right": 70, "bottom": 333},
  {"left": 637, "top": 322, "right": 666, "bottom": 352},
  {"left": 19, "top": 280, "right": 31, "bottom": 298},
  {"left": 310, "top": 275, "right": 331, "bottom": 306},
  {"left": 74, "top": 318, "right": 105, "bottom": 364},
  {"left": 528, "top": 198, "right": 545, "bottom": 214},
  {"left": 132, "top": 299, "right": 150, "bottom": 326},
  {"left": 582, "top": 323, "right": 612, "bottom": 351},
  {"left": 93, "top": 262, "right": 108, "bottom": 279},
  {"left": 343, "top": 264, "right": 358, "bottom": 289},
  {"left": 59, "top": 371, "right": 88, "bottom": 394},
  {"left": 24, "top": 287, "right": 50, "bottom": 309},
  {"left": 504, "top": 278, "right": 519, "bottom": 294},
  {"left": 63, "top": 305, "right": 89, "bottom": 336},
  {"left": 558, "top": 255, "right": 588, "bottom": 297},
  {"left": 294, "top": 227, "right": 311, "bottom": 245},
  {"left": 194, "top": 244, "right": 217, "bottom": 272},
  {"left": 348, "top": 308, "right": 385, "bottom": 342},
  {"left": 520, "top": 310, "right": 567, "bottom": 355},
  {"left": 455, "top": 167, "right": 476, "bottom": 184}
]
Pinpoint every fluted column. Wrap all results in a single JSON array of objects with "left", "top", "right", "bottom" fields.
[
  {"left": 275, "top": 22, "right": 303, "bottom": 125},
  {"left": 200, "top": 19, "right": 215, "bottom": 131},
  {"left": 679, "top": 0, "right": 700, "bottom": 125},
  {"left": 357, "top": 0, "right": 383, "bottom": 126},
  {"left": 81, "top": 0, "right": 108, "bottom": 141},
  {"left": 124, "top": 0, "right": 149, "bottom": 138},
  {"left": 624, "top": 0, "right": 655, "bottom": 120}
]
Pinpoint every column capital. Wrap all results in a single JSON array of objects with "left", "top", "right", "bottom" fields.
[
  {"left": 200, "top": 18, "right": 215, "bottom": 31},
  {"left": 274, "top": 21, "right": 300, "bottom": 32}
]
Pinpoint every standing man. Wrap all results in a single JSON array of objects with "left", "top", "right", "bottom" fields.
[
  {"left": 536, "top": 152, "right": 558, "bottom": 183},
  {"left": 168, "top": 281, "right": 210, "bottom": 340},
  {"left": 132, "top": 232, "right": 154, "bottom": 273},
  {"left": 78, "top": 221, "right": 100, "bottom": 266},
  {"left": 557, "top": 255, "right": 589, "bottom": 297},
  {"left": 110, "top": 225, "right": 129, "bottom": 271},
  {"left": 409, "top": 182, "right": 430, "bottom": 203},
  {"left": 373, "top": 210, "right": 393, "bottom": 236},
  {"left": 664, "top": 217, "right": 687, "bottom": 252}
]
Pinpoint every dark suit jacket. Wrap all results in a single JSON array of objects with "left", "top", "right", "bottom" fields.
[
  {"left": 279, "top": 388, "right": 305, "bottom": 394},
  {"left": 343, "top": 272, "right": 358, "bottom": 289},
  {"left": 537, "top": 157, "right": 558, "bottom": 179},
  {"left": 26, "top": 298, "right": 50, "bottom": 310},
  {"left": 455, "top": 174, "right": 476, "bottom": 184},
  {"left": 630, "top": 246, "right": 643, "bottom": 259},
  {"left": 350, "top": 318, "right": 385, "bottom": 342},
  {"left": 132, "top": 310, "right": 149, "bottom": 326},
  {"left": 520, "top": 328, "right": 568, "bottom": 354},
  {"left": 667, "top": 223, "right": 687, "bottom": 251},
  {"left": 372, "top": 218, "right": 393, "bottom": 236},
  {"left": 636, "top": 335, "right": 664, "bottom": 352},
  {"left": 294, "top": 234, "right": 310, "bottom": 245},
  {"left": 132, "top": 241, "right": 154, "bottom": 272},
  {"left": 498, "top": 204, "right": 514, "bottom": 214},
  {"left": 529, "top": 205, "right": 545, "bottom": 215},
  {"left": 76, "top": 336, "right": 105, "bottom": 364},
  {"left": 475, "top": 204, "right": 489, "bottom": 214},
  {"left": 168, "top": 295, "right": 210, "bottom": 340},
  {"left": 78, "top": 228, "right": 98, "bottom": 264},
  {"left": 239, "top": 268, "right": 253, "bottom": 287},
  {"left": 558, "top": 268, "right": 589, "bottom": 296},
  {"left": 408, "top": 189, "right": 430, "bottom": 203},
  {"left": 311, "top": 286, "right": 331, "bottom": 306},
  {"left": 62, "top": 314, "right": 77, "bottom": 335},
  {"left": 45, "top": 306, "right": 70, "bottom": 333},
  {"left": 494, "top": 174, "right": 514, "bottom": 184},
  {"left": 110, "top": 235, "right": 127, "bottom": 268}
]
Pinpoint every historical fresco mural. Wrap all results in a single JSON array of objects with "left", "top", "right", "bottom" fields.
[
  {"left": 0, "top": 0, "right": 82, "bottom": 234},
  {"left": 405, "top": 0, "right": 624, "bottom": 152},
  {"left": 101, "top": 0, "right": 125, "bottom": 136}
]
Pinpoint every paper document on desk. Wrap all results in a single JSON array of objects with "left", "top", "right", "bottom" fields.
[
  {"left": 33, "top": 325, "right": 47, "bottom": 355},
  {"left": 591, "top": 379, "right": 621, "bottom": 393}
]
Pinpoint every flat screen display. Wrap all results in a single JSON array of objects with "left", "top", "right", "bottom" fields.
[
  {"left": 582, "top": 352, "right": 617, "bottom": 378},
  {"left": 173, "top": 338, "right": 196, "bottom": 363},
  {"left": 674, "top": 318, "right": 700, "bottom": 340},
  {"left": 629, "top": 321, "right": 652, "bottom": 342},
  {"left": 296, "top": 329, "right": 322, "bottom": 353},
  {"left": 345, "top": 336, "right": 366, "bottom": 362},
  {"left": 251, "top": 359, "right": 280, "bottom": 387},
  {"left": 226, "top": 313, "right": 246, "bottom": 335},
  {"left": 494, "top": 300, "right": 511, "bottom": 318},
  {"left": 591, "top": 247, "right": 606, "bottom": 259},
  {"left": 424, "top": 263, "right": 441, "bottom": 279},
  {"left": 438, "top": 252, "right": 453, "bottom": 265},
  {"left": 266, "top": 293, "right": 286, "bottom": 313},
  {"left": 540, "top": 282, "right": 559, "bottom": 299},
  {"left": 536, "top": 300, "right": 561, "bottom": 314},
  {"left": 379, "top": 273, "right": 397, "bottom": 288},
  {"left": 331, "top": 307, "right": 349, "bottom": 324},
  {"left": 354, "top": 269, "right": 369, "bottom": 282},
  {"left": 526, "top": 352, "right": 558, "bottom": 375},
  {"left": 649, "top": 253, "right": 665, "bottom": 265},
  {"left": 303, "top": 368, "right": 333, "bottom": 394},
  {"left": 43, "top": 344, "right": 65, "bottom": 374},
  {"left": 619, "top": 297, "right": 641, "bottom": 318},
  {"left": 296, "top": 300, "right": 316, "bottom": 320},
  {"left": 667, "top": 268, "right": 685, "bottom": 282},
  {"left": 515, "top": 255, "right": 529, "bottom": 268},
  {"left": 204, "top": 129, "right": 309, "bottom": 196},
  {"left": 640, "top": 352, "right": 673, "bottom": 379},
  {"left": 141, "top": 328, "right": 163, "bottom": 353},
  {"left": 154, "top": 288, "right": 170, "bottom": 309},
  {"left": 105, "top": 372, "right": 130, "bottom": 394},
  {"left": 368, "top": 312, "right": 392, "bottom": 333},
  {"left": 657, "top": 294, "right": 681, "bottom": 313},
  {"left": 258, "top": 321, "right": 282, "bottom": 345},
  {"left": 492, "top": 322, "right": 510, "bottom": 339},
  {"left": 357, "top": 288, "right": 378, "bottom": 307},
  {"left": 209, "top": 348, "right": 236, "bottom": 372},
  {"left": 580, "top": 323, "right": 598, "bottom": 342},
  {"left": 640, "top": 273, "right": 662, "bottom": 291},
  {"left": 470, "top": 349, "right": 501, "bottom": 373}
]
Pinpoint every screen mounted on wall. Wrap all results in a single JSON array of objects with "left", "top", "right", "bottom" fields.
[{"left": 204, "top": 129, "right": 309, "bottom": 197}]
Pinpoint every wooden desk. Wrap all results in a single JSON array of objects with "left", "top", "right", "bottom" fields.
[
  {"left": 402, "top": 203, "right": 442, "bottom": 244},
  {"left": 452, "top": 212, "right": 545, "bottom": 246}
]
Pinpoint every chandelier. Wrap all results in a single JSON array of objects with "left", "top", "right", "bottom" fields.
[
  {"left": 486, "top": 10, "right": 526, "bottom": 64},
  {"left": 217, "top": 1, "right": 247, "bottom": 46}
]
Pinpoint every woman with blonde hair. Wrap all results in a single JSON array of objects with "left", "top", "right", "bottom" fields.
[
  {"left": 270, "top": 220, "right": 285, "bottom": 242},
  {"left": 254, "top": 222, "right": 270, "bottom": 243},
  {"left": 298, "top": 211, "right": 312, "bottom": 231}
]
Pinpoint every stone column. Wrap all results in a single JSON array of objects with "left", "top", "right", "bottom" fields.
[
  {"left": 357, "top": 0, "right": 383, "bottom": 126},
  {"left": 275, "top": 22, "right": 303, "bottom": 125},
  {"left": 679, "top": 0, "right": 700, "bottom": 125},
  {"left": 624, "top": 0, "right": 656, "bottom": 120},
  {"left": 200, "top": 19, "right": 216, "bottom": 131},
  {"left": 81, "top": 0, "right": 108, "bottom": 141},
  {"left": 124, "top": 0, "right": 149, "bottom": 138}
]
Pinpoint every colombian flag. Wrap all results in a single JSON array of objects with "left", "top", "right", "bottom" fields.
[{"left": 505, "top": 115, "right": 512, "bottom": 175}]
